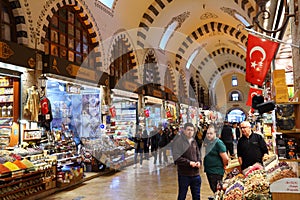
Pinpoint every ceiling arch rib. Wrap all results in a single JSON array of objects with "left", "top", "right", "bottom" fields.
[
  {"left": 197, "top": 47, "right": 246, "bottom": 70},
  {"left": 136, "top": 0, "right": 256, "bottom": 49},
  {"left": 207, "top": 62, "right": 246, "bottom": 87},
  {"left": 175, "top": 22, "right": 248, "bottom": 68}
]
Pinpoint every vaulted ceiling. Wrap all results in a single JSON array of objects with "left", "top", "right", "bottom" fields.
[{"left": 111, "top": 0, "right": 260, "bottom": 89}]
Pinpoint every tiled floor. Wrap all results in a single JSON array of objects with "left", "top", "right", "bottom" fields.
[{"left": 42, "top": 158, "right": 214, "bottom": 200}]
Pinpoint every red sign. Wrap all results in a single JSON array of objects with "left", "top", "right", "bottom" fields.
[
  {"left": 246, "top": 87, "right": 263, "bottom": 106},
  {"left": 109, "top": 106, "right": 116, "bottom": 118}
]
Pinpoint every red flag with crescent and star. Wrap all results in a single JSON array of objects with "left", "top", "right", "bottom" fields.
[
  {"left": 246, "top": 87, "right": 263, "bottom": 106},
  {"left": 246, "top": 34, "right": 279, "bottom": 86}
]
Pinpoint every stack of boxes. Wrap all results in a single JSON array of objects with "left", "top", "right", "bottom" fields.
[
  {"left": 272, "top": 69, "right": 289, "bottom": 103},
  {"left": 275, "top": 134, "right": 298, "bottom": 159}
]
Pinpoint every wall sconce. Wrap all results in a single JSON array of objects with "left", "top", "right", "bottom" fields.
[
  {"left": 38, "top": 74, "right": 48, "bottom": 89},
  {"left": 247, "top": 0, "right": 298, "bottom": 33}
]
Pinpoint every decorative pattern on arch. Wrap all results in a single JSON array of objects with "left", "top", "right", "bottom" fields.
[
  {"left": 37, "top": 0, "right": 104, "bottom": 69},
  {"left": 136, "top": 0, "right": 255, "bottom": 49},
  {"left": 178, "top": 69, "right": 188, "bottom": 98},
  {"left": 143, "top": 49, "right": 160, "bottom": 86},
  {"left": 208, "top": 62, "right": 246, "bottom": 86},
  {"left": 197, "top": 47, "right": 246, "bottom": 70},
  {"left": 175, "top": 22, "right": 247, "bottom": 68},
  {"left": 7, "top": 0, "right": 28, "bottom": 44},
  {"left": 109, "top": 32, "right": 138, "bottom": 70},
  {"left": 137, "top": 0, "right": 174, "bottom": 48},
  {"left": 165, "top": 62, "right": 177, "bottom": 95},
  {"left": 189, "top": 76, "right": 197, "bottom": 98}
]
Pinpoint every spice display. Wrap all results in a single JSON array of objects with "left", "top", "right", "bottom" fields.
[
  {"left": 13, "top": 160, "right": 28, "bottom": 170},
  {"left": 21, "top": 159, "right": 35, "bottom": 168},
  {"left": 0, "top": 164, "right": 10, "bottom": 174},
  {"left": 3, "top": 161, "right": 20, "bottom": 171}
]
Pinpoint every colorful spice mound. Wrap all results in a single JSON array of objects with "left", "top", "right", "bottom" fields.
[
  {"left": 3, "top": 162, "right": 20, "bottom": 171},
  {"left": 21, "top": 159, "right": 34, "bottom": 168},
  {"left": 13, "top": 160, "right": 27, "bottom": 170},
  {"left": 0, "top": 164, "right": 10, "bottom": 174}
]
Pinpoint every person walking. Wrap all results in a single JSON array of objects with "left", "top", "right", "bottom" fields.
[
  {"left": 158, "top": 126, "right": 169, "bottom": 165},
  {"left": 237, "top": 121, "right": 269, "bottom": 170},
  {"left": 232, "top": 122, "right": 241, "bottom": 143},
  {"left": 195, "top": 126, "right": 203, "bottom": 150},
  {"left": 150, "top": 126, "right": 159, "bottom": 165},
  {"left": 172, "top": 122, "right": 202, "bottom": 200},
  {"left": 220, "top": 121, "right": 234, "bottom": 158},
  {"left": 142, "top": 128, "right": 150, "bottom": 160},
  {"left": 203, "top": 124, "right": 229, "bottom": 193},
  {"left": 133, "top": 129, "right": 144, "bottom": 168}
]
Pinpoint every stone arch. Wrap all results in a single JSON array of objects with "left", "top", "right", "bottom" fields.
[
  {"left": 36, "top": 0, "right": 104, "bottom": 69},
  {"left": 175, "top": 22, "right": 248, "bottom": 68},
  {"left": 143, "top": 48, "right": 160, "bottom": 85},
  {"left": 197, "top": 47, "right": 245, "bottom": 70},
  {"left": 108, "top": 31, "right": 138, "bottom": 70},
  {"left": 7, "top": 0, "right": 28, "bottom": 44},
  {"left": 136, "top": 0, "right": 255, "bottom": 49},
  {"left": 165, "top": 62, "right": 177, "bottom": 95},
  {"left": 208, "top": 62, "right": 246, "bottom": 88}
]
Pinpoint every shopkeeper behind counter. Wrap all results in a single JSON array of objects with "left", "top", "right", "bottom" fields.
[{"left": 237, "top": 121, "right": 268, "bottom": 170}]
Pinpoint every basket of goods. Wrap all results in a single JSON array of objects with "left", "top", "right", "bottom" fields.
[
  {"left": 223, "top": 181, "right": 244, "bottom": 200},
  {"left": 267, "top": 161, "right": 297, "bottom": 184},
  {"left": 244, "top": 169, "right": 270, "bottom": 199}
]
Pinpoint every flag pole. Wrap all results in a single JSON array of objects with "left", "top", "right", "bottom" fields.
[{"left": 244, "top": 27, "right": 300, "bottom": 49}]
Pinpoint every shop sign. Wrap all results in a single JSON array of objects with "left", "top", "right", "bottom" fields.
[
  {"left": 66, "top": 64, "right": 97, "bottom": 81},
  {"left": 0, "top": 40, "right": 37, "bottom": 69},
  {"left": 167, "top": 93, "right": 178, "bottom": 102},
  {"left": 112, "top": 89, "right": 138, "bottom": 99},
  {"left": 270, "top": 178, "right": 300, "bottom": 193},
  {"left": 114, "top": 79, "right": 140, "bottom": 92},
  {"left": 153, "top": 89, "right": 163, "bottom": 98},
  {"left": 43, "top": 55, "right": 108, "bottom": 85},
  {"left": 0, "top": 42, "right": 14, "bottom": 59},
  {"left": 66, "top": 83, "right": 81, "bottom": 94}
]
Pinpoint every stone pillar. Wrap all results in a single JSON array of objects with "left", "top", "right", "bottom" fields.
[{"left": 291, "top": 0, "right": 300, "bottom": 92}]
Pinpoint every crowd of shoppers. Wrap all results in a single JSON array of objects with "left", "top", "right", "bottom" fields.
[{"left": 132, "top": 120, "right": 268, "bottom": 199}]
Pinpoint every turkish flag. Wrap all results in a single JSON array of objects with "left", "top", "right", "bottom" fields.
[
  {"left": 246, "top": 34, "right": 279, "bottom": 86},
  {"left": 109, "top": 106, "right": 116, "bottom": 118},
  {"left": 246, "top": 87, "right": 263, "bottom": 106}
]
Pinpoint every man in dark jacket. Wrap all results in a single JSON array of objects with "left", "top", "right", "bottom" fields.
[
  {"left": 237, "top": 121, "right": 268, "bottom": 170},
  {"left": 172, "top": 123, "right": 202, "bottom": 200},
  {"left": 158, "top": 126, "right": 169, "bottom": 165},
  {"left": 150, "top": 126, "right": 159, "bottom": 165},
  {"left": 220, "top": 121, "right": 234, "bottom": 158}
]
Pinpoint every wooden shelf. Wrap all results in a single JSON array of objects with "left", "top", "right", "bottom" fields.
[{"left": 278, "top": 159, "right": 300, "bottom": 163}]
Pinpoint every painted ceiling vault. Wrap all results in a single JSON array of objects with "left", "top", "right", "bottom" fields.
[{"left": 111, "top": 0, "right": 261, "bottom": 90}]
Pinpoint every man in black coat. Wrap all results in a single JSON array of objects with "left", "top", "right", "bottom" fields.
[
  {"left": 220, "top": 121, "right": 234, "bottom": 158},
  {"left": 150, "top": 126, "right": 159, "bottom": 164}
]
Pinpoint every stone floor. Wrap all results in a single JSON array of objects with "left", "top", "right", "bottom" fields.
[{"left": 42, "top": 159, "right": 214, "bottom": 200}]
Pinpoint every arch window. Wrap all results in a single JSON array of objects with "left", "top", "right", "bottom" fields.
[
  {"left": 109, "top": 38, "right": 134, "bottom": 87},
  {"left": 0, "top": 1, "right": 15, "bottom": 41},
  {"left": 229, "top": 90, "right": 242, "bottom": 101},
  {"left": 44, "top": 6, "right": 96, "bottom": 68},
  {"left": 232, "top": 75, "right": 238, "bottom": 86}
]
